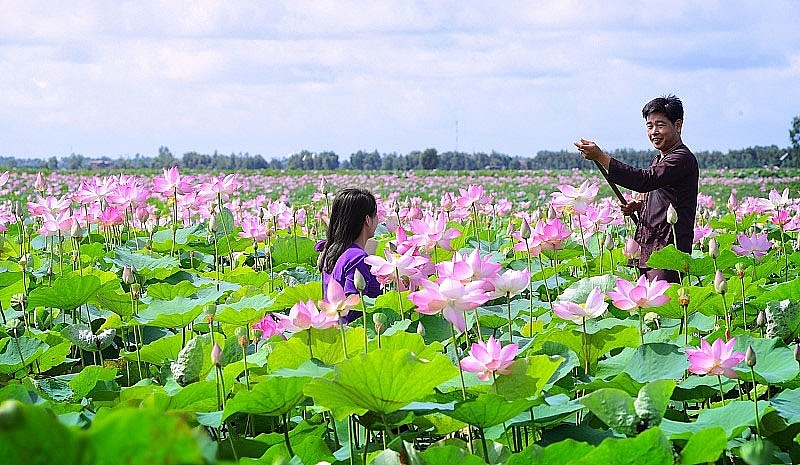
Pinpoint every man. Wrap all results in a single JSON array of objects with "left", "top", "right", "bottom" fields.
[{"left": 574, "top": 95, "right": 699, "bottom": 283}]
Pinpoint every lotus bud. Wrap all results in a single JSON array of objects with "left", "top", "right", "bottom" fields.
[
  {"left": 678, "top": 287, "right": 690, "bottom": 307},
  {"left": 17, "top": 254, "right": 28, "bottom": 269},
  {"left": 794, "top": 344, "right": 800, "bottom": 363},
  {"left": 136, "top": 206, "right": 149, "bottom": 223},
  {"left": 745, "top": 345, "right": 756, "bottom": 367},
  {"left": 756, "top": 310, "right": 766, "bottom": 328},
  {"left": 211, "top": 343, "right": 223, "bottom": 366},
  {"left": 319, "top": 176, "right": 329, "bottom": 195},
  {"left": 34, "top": 172, "right": 46, "bottom": 192},
  {"left": 208, "top": 215, "right": 218, "bottom": 233},
  {"left": 735, "top": 262, "right": 746, "bottom": 279},
  {"left": 519, "top": 218, "right": 531, "bottom": 240},
  {"left": 506, "top": 220, "right": 515, "bottom": 237},
  {"left": 725, "top": 329, "right": 732, "bottom": 341},
  {"left": 373, "top": 312, "right": 387, "bottom": 333},
  {"left": 13, "top": 200, "right": 24, "bottom": 218},
  {"left": 623, "top": 237, "right": 641, "bottom": 260},
  {"left": 416, "top": 322, "right": 426, "bottom": 337},
  {"left": 70, "top": 221, "right": 84, "bottom": 238},
  {"left": 708, "top": 238, "right": 719, "bottom": 259},
  {"left": 666, "top": 203, "right": 678, "bottom": 225},
  {"left": 236, "top": 327, "right": 249, "bottom": 348},
  {"left": 353, "top": 269, "right": 366, "bottom": 292},
  {"left": 727, "top": 192, "right": 739, "bottom": 213},
  {"left": 604, "top": 233, "right": 614, "bottom": 250},
  {"left": 121, "top": 265, "right": 135, "bottom": 285},
  {"left": 714, "top": 270, "right": 727, "bottom": 295}
]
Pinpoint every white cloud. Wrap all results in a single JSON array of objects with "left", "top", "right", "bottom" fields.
[{"left": 0, "top": 0, "right": 798, "bottom": 159}]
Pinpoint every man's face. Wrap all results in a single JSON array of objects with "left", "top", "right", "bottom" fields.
[{"left": 646, "top": 112, "right": 682, "bottom": 152}]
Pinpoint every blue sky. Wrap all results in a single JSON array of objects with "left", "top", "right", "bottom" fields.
[{"left": 1, "top": 1, "right": 798, "bottom": 160}]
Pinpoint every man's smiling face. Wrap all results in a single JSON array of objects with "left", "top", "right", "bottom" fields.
[{"left": 646, "top": 112, "right": 682, "bottom": 153}]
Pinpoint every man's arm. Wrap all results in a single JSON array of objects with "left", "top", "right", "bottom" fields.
[{"left": 574, "top": 138, "right": 611, "bottom": 170}]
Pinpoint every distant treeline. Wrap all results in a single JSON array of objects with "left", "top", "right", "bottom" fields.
[{"left": 0, "top": 144, "right": 796, "bottom": 172}]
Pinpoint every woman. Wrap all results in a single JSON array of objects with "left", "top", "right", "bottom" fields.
[{"left": 315, "top": 188, "right": 383, "bottom": 322}]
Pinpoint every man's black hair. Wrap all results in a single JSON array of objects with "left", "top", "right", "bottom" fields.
[{"left": 642, "top": 94, "right": 684, "bottom": 124}]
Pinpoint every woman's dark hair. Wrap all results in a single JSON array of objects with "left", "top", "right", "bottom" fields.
[
  {"left": 642, "top": 94, "right": 684, "bottom": 124},
  {"left": 319, "top": 188, "right": 377, "bottom": 274}
]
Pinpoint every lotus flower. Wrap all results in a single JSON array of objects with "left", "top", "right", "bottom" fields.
[
  {"left": 731, "top": 232, "right": 772, "bottom": 261},
  {"left": 685, "top": 337, "right": 745, "bottom": 379},
  {"left": 460, "top": 336, "right": 518, "bottom": 381},
  {"left": 318, "top": 279, "right": 360, "bottom": 319},
  {"left": 408, "top": 278, "right": 490, "bottom": 332},
  {"left": 607, "top": 275, "right": 670, "bottom": 312},
  {"left": 274, "top": 300, "right": 338, "bottom": 333},
  {"left": 552, "top": 287, "right": 608, "bottom": 323}
]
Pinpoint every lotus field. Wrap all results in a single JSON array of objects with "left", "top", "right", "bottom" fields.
[{"left": 2, "top": 168, "right": 800, "bottom": 465}]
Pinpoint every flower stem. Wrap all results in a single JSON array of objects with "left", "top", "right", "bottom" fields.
[
  {"left": 338, "top": 312, "right": 349, "bottom": 359},
  {"left": 582, "top": 317, "right": 590, "bottom": 376},
  {"left": 750, "top": 366, "right": 762, "bottom": 437},
  {"left": 450, "top": 324, "right": 467, "bottom": 401},
  {"left": 506, "top": 293, "right": 513, "bottom": 343},
  {"left": 717, "top": 374, "right": 726, "bottom": 406}
]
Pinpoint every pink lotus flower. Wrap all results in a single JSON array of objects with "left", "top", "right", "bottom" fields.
[
  {"left": 456, "top": 185, "right": 490, "bottom": 208},
  {"left": 533, "top": 217, "right": 571, "bottom": 251},
  {"left": 731, "top": 232, "right": 772, "bottom": 261},
  {"left": 552, "top": 287, "right": 608, "bottom": 323},
  {"left": 460, "top": 335, "right": 518, "bottom": 381},
  {"left": 408, "top": 212, "right": 461, "bottom": 252},
  {"left": 685, "top": 337, "right": 745, "bottom": 378},
  {"left": 622, "top": 237, "right": 641, "bottom": 260},
  {"left": 153, "top": 166, "right": 193, "bottom": 196},
  {"left": 489, "top": 269, "right": 531, "bottom": 299},
  {"left": 436, "top": 249, "right": 502, "bottom": 291},
  {"left": 550, "top": 180, "right": 599, "bottom": 214},
  {"left": 365, "top": 248, "right": 428, "bottom": 291},
  {"left": 318, "top": 279, "right": 360, "bottom": 319},
  {"left": 98, "top": 206, "right": 125, "bottom": 228},
  {"left": 607, "top": 275, "right": 670, "bottom": 312},
  {"left": 274, "top": 300, "right": 338, "bottom": 333},
  {"left": 239, "top": 216, "right": 267, "bottom": 242},
  {"left": 408, "top": 278, "right": 490, "bottom": 332},
  {"left": 252, "top": 315, "right": 281, "bottom": 339}
]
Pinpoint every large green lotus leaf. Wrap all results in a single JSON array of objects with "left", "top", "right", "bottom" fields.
[
  {"left": 266, "top": 326, "right": 366, "bottom": 369},
  {"left": 151, "top": 223, "right": 207, "bottom": 247},
  {"left": 568, "top": 427, "right": 673, "bottom": 465},
  {"left": 506, "top": 439, "right": 594, "bottom": 465},
  {"left": 271, "top": 236, "right": 317, "bottom": 269},
  {"left": 493, "top": 355, "right": 564, "bottom": 400},
  {"left": 678, "top": 426, "right": 727, "bottom": 465},
  {"left": 770, "top": 388, "right": 800, "bottom": 424},
  {"left": 446, "top": 393, "right": 537, "bottom": 428},
  {"left": 267, "top": 281, "right": 321, "bottom": 312},
  {"left": 146, "top": 281, "right": 201, "bottom": 300},
  {"left": 655, "top": 285, "right": 715, "bottom": 319},
  {"left": 168, "top": 381, "right": 219, "bottom": 412},
  {"left": 260, "top": 433, "right": 335, "bottom": 465},
  {"left": 35, "top": 341, "right": 72, "bottom": 373},
  {"left": 646, "top": 245, "right": 712, "bottom": 277},
  {"left": 214, "top": 294, "right": 275, "bottom": 325},
  {"left": 673, "top": 374, "right": 737, "bottom": 402},
  {"left": 582, "top": 372, "right": 644, "bottom": 397},
  {"left": 659, "top": 400, "right": 770, "bottom": 439},
  {"left": 69, "top": 365, "right": 118, "bottom": 399},
  {"left": 109, "top": 249, "right": 181, "bottom": 280},
  {"left": 623, "top": 343, "right": 688, "bottom": 383},
  {"left": 91, "top": 289, "right": 135, "bottom": 318},
  {"left": 0, "top": 271, "right": 22, "bottom": 287},
  {"left": 0, "top": 400, "right": 83, "bottom": 465},
  {"left": 305, "top": 348, "right": 458, "bottom": 420},
  {"left": 123, "top": 331, "right": 185, "bottom": 365},
  {"left": 368, "top": 331, "right": 444, "bottom": 361},
  {"left": 27, "top": 274, "right": 102, "bottom": 310},
  {"left": 220, "top": 266, "right": 272, "bottom": 288},
  {"left": 531, "top": 324, "right": 640, "bottom": 373},
  {"left": 732, "top": 335, "right": 799, "bottom": 384},
  {"left": 0, "top": 336, "right": 48, "bottom": 374},
  {"left": 580, "top": 380, "right": 675, "bottom": 436},
  {"left": 374, "top": 290, "right": 415, "bottom": 316},
  {"left": 223, "top": 376, "right": 308, "bottom": 419},
  {"left": 270, "top": 359, "right": 334, "bottom": 379},
  {"left": 420, "top": 444, "right": 487, "bottom": 465},
  {"left": 136, "top": 290, "right": 224, "bottom": 328},
  {"left": 558, "top": 274, "right": 618, "bottom": 303},
  {"left": 86, "top": 407, "right": 209, "bottom": 465}
]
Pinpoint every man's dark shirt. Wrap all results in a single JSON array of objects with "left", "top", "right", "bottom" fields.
[{"left": 607, "top": 143, "right": 699, "bottom": 268}]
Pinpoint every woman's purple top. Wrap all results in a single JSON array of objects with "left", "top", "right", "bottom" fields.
[{"left": 316, "top": 241, "right": 382, "bottom": 322}]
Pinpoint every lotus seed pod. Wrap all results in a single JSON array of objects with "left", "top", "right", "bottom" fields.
[
  {"left": 236, "top": 327, "right": 249, "bottom": 348},
  {"left": 129, "top": 283, "right": 141, "bottom": 300},
  {"left": 373, "top": 312, "right": 387, "bottom": 332},
  {"left": 708, "top": 238, "right": 719, "bottom": 259},
  {"left": 714, "top": 270, "right": 727, "bottom": 295},
  {"left": 353, "top": 269, "right": 366, "bottom": 292},
  {"left": 506, "top": 220, "right": 515, "bottom": 237},
  {"left": 745, "top": 345, "right": 757, "bottom": 367},
  {"left": 208, "top": 215, "right": 218, "bottom": 233},
  {"left": 666, "top": 203, "right": 678, "bottom": 225},
  {"left": 678, "top": 287, "right": 690, "bottom": 307},
  {"left": 735, "top": 262, "right": 746, "bottom": 278},
  {"left": 519, "top": 218, "right": 531, "bottom": 239}
]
